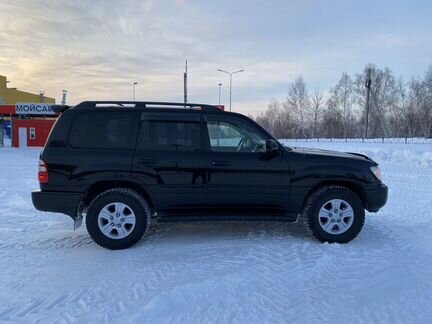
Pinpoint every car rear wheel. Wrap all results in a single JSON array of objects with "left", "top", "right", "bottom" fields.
[
  {"left": 86, "top": 188, "right": 151, "bottom": 250},
  {"left": 302, "top": 186, "right": 365, "bottom": 243}
]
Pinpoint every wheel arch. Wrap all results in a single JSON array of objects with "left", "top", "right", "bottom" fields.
[
  {"left": 83, "top": 180, "right": 156, "bottom": 212},
  {"left": 301, "top": 181, "right": 368, "bottom": 211}
]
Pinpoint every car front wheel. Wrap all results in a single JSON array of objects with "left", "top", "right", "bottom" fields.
[{"left": 303, "top": 186, "right": 365, "bottom": 243}]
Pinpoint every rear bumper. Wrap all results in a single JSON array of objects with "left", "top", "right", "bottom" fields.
[
  {"left": 32, "top": 190, "right": 82, "bottom": 220},
  {"left": 364, "top": 183, "right": 388, "bottom": 212}
]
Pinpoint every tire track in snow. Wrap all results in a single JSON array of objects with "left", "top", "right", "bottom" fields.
[
  {"left": 0, "top": 222, "right": 308, "bottom": 323},
  {"left": 0, "top": 234, "right": 94, "bottom": 250}
]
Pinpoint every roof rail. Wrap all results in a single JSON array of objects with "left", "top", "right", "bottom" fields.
[{"left": 74, "top": 101, "right": 222, "bottom": 112}]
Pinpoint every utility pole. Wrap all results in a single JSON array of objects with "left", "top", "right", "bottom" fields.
[
  {"left": 364, "top": 67, "right": 372, "bottom": 139},
  {"left": 184, "top": 60, "right": 188, "bottom": 105},
  {"left": 218, "top": 83, "right": 222, "bottom": 106}
]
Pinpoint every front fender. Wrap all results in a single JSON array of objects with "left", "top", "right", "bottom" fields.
[{"left": 287, "top": 165, "right": 371, "bottom": 213}]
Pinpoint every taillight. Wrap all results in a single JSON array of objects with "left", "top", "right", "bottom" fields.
[{"left": 38, "top": 159, "right": 49, "bottom": 184}]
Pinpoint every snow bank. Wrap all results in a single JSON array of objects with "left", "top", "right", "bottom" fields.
[{"left": 280, "top": 137, "right": 432, "bottom": 144}]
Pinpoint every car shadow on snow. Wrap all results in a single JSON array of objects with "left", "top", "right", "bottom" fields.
[
  {"left": 133, "top": 218, "right": 391, "bottom": 250},
  {"left": 137, "top": 220, "right": 314, "bottom": 246}
]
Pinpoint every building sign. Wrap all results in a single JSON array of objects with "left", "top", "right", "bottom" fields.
[{"left": 15, "top": 103, "right": 55, "bottom": 115}]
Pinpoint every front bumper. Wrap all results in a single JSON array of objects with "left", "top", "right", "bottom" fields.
[
  {"left": 32, "top": 190, "right": 82, "bottom": 220},
  {"left": 364, "top": 183, "right": 388, "bottom": 212}
]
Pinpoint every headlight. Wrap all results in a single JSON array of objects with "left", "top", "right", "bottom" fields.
[{"left": 370, "top": 166, "right": 382, "bottom": 182}]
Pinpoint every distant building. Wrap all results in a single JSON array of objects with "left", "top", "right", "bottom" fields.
[
  {"left": 0, "top": 75, "right": 55, "bottom": 104},
  {"left": 0, "top": 75, "right": 56, "bottom": 147}
]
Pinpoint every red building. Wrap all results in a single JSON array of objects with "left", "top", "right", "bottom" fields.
[
  {"left": 0, "top": 104, "right": 57, "bottom": 148},
  {"left": 12, "top": 118, "right": 56, "bottom": 147}
]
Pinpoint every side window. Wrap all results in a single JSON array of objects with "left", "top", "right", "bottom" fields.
[
  {"left": 68, "top": 112, "right": 137, "bottom": 149},
  {"left": 207, "top": 118, "right": 267, "bottom": 153},
  {"left": 138, "top": 121, "right": 201, "bottom": 151}
]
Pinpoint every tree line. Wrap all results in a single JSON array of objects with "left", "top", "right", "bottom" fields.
[{"left": 254, "top": 64, "right": 432, "bottom": 139}]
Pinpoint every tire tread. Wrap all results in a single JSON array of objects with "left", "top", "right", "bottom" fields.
[
  {"left": 86, "top": 187, "right": 151, "bottom": 249},
  {"left": 302, "top": 185, "right": 365, "bottom": 243}
]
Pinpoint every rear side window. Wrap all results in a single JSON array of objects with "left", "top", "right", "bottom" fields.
[
  {"left": 68, "top": 112, "right": 138, "bottom": 149},
  {"left": 138, "top": 121, "right": 201, "bottom": 151}
]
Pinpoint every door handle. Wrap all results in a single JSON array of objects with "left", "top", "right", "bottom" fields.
[{"left": 212, "top": 161, "right": 231, "bottom": 167}]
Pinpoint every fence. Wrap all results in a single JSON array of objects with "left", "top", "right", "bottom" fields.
[{"left": 279, "top": 137, "right": 432, "bottom": 144}]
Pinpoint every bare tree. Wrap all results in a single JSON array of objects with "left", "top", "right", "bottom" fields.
[
  {"left": 254, "top": 64, "right": 432, "bottom": 140},
  {"left": 286, "top": 76, "right": 310, "bottom": 138},
  {"left": 354, "top": 65, "right": 397, "bottom": 137},
  {"left": 330, "top": 73, "right": 354, "bottom": 138},
  {"left": 320, "top": 96, "right": 344, "bottom": 138},
  {"left": 421, "top": 66, "right": 432, "bottom": 137},
  {"left": 407, "top": 77, "right": 426, "bottom": 137},
  {"left": 311, "top": 88, "right": 324, "bottom": 138},
  {"left": 390, "top": 77, "right": 409, "bottom": 137},
  {"left": 255, "top": 100, "right": 295, "bottom": 138}
]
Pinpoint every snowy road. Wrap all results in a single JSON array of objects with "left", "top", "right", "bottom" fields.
[{"left": 1, "top": 142, "right": 432, "bottom": 324}]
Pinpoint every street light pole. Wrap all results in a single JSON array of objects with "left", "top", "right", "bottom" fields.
[
  {"left": 133, "top": 82, "right": 138, "bottom": 101},
  {"left": 217, "top": 69, "right": 244, "bottom": 112},
  {"left": 218, "top": 83, "right": 222, "bottom": 106},
  {"left": 229, "top": 74, "right": 232, "bottom": 111}
]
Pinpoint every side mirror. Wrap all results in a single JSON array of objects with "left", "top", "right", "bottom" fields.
[{"left": 266, "top": 139, "right": 280, "bottom": 153}]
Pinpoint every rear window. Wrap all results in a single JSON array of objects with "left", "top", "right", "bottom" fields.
[
  {"left": 68, "top": 112, "right": 138, "bottom": 149},
  {"left": 138, "top": 120, "right": 201, "bottom": 151}
]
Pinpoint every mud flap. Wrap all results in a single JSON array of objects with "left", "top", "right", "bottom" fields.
[
  {"left": 74, "top": 201, "right": 85, "bottom": 230},
  {"left": 74, "top": 214, "right": 83, "bottom": 230}
]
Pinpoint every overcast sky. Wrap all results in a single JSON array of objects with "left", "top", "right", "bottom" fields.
[{"left": 0, "top": 0, "right": 431, "bottom": 115}]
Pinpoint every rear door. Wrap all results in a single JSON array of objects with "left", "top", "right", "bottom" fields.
[
  {"left": 204, "top": 114, "right": 291, "bottom": 211},
  {"left": 131, "top": 112, "right": 208, "bottom": 211}
]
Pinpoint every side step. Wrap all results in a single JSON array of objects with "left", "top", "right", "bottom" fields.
[{"left": 156, "top": 213, "right": 299, "bottom": 224}]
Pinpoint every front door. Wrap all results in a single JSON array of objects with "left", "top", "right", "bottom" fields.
[
  {"left": 18, "top": 127, "right": 27, "bottom": 147},
  {"left": 204, "top": 115, "right": 291, "bottom": 213},
  {"left": 132, "top": 112, "right": 208, "bottom": 212}
]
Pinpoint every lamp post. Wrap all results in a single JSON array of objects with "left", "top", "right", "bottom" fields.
[
  {"left": 218, "top": 83, "right": 222, "bottom": 106},
  {"left": 133, "top": 82, "right": 138, "bottom": 101},
  {"left": 217, "top": 69, "right": 244, "bottom": 111}
]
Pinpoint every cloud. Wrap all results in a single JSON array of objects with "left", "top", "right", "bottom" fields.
[{"left": 0, "top": 0, "right": 431, "bottom": 115}]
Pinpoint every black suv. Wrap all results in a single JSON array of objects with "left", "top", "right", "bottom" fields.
[{"left": 32, "top": 101, "right": 388, "bottom": 249}]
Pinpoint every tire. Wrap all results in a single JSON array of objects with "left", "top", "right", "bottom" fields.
[
  {"left": 86, "top": 188, "right": 151, "bottom": 250},
  {"left": 302, "top": 185, "right": 365, "bottom": 243}
]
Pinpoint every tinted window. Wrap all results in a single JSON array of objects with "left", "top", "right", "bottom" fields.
[
  {"left": 138, "top": 121, "right": 201, "bottom": 151},
  {"left": 68, "top": 112, "right": 137, "bottom": 149},
  {"left": 207, "top": 118, "right": 266, "bottom": 153}
]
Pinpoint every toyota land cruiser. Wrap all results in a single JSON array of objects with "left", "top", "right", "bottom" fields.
[{"left": 32, "top": 101, "right": 388, "bottom": 249}]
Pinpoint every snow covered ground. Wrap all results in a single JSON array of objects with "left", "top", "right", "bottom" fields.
[{"left": 1, "top": 141, "right": 432, "bottom": 324}]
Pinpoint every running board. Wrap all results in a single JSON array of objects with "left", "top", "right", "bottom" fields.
[{"left": 156, "top": 213, "right": 299, "bottom": 224}]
